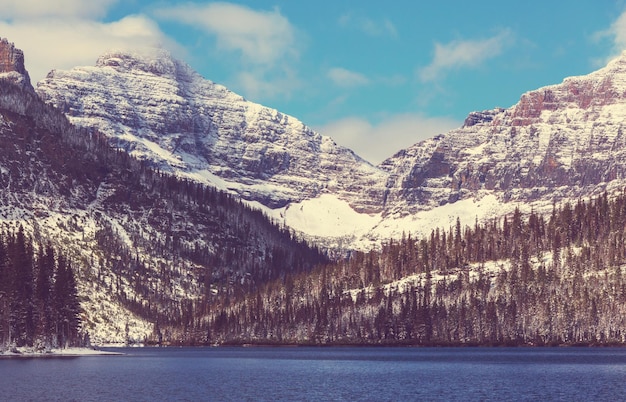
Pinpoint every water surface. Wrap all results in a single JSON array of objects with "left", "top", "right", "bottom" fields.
[{"left": 2, "top": 347, "right": 625, "bottom": 401}]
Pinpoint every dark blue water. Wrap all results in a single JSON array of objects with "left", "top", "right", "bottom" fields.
[{"left": 2, "top": 347, "right": 626, "bottom": 401}]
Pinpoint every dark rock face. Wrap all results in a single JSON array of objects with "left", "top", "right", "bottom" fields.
[
  {"left": 463, "top": 108, "right": 505, "bottom": 127},
  {"left": 0, "top": 38, "right": 33, "bottom": 92}
]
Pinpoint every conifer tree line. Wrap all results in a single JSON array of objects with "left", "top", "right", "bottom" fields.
[
  {"left": 0, "top": 227, "right": 82, "bottom": 350},
  {"left": 160, "top": 191, "right": 626, "bottom": 346}
]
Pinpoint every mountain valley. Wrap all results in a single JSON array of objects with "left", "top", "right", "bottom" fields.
[{"left": 3, "top": 37, "right": 626, "bottom": 346}]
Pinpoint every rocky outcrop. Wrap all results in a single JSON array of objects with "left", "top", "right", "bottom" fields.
[
  {"left": 462, "top": 108, "right": 504, "bottom": 127},
  {"left": 0, "top": 38, "right": 33, "bottom": 92}
]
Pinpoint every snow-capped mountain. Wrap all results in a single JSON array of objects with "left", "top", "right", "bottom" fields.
[
  {"left": 36, "top": 49, "right": 385, "bottom": 212},
  {"left": 6, "top": 37, "right": 626, "bottom": 345},
  {"left": 379, "top": 53, "right": 626, "bottom": 217},
  {"left": 0, "top": 40, "right": 326, "bottom": 344},
  {"left": 36, "top": 47, "right": 626, "bottom": 248}
]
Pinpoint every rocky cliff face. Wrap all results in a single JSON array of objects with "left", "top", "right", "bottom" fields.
[
  {"left": 36, "top": 48, "right": 626, "bottom": 247},
  {"left": 37, "top": 49, "right": 385, "bottom": 211},
  {"left": 378, "top": 52, "right": 626, "bottom": 219},
  {"left": 0, "top": 38, "right": 33, "bottom": 92}
]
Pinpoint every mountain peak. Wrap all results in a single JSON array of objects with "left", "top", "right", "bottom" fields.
[
  {"left": 501, "top": 53, "right": 626, "bottom": 127},
  {"left": 0, "top": 38, "right": 34, "bottom": 92},
  {"left": 95, "top": 47, "right": 196, "bottom": 81},
  {"left": 37, "top": 46, "right": 384, "bottom": 214}
]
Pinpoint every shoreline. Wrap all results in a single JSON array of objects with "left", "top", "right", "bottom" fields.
[
  {"left": 0, "top": 346, "right": 124, "bottom": 358},
  {"left": 101, "top": 341, "right": 626, "bottom": 349}
]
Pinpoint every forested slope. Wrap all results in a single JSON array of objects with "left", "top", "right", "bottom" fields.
[
  {"left": 0, "top": 78, "right": 327, "bottom": 344},
  {"left": 193, "top": 192, "right": 626, "bottom": 346},
  {"left": 0, "top": 227, "right": 82, "bottom": 350}
]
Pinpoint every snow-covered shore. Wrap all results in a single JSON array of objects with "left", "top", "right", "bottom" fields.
[{"left": 0, "top": 347, "right": 123, "bottom": 357}]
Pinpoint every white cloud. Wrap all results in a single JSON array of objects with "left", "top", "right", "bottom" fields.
[
  {"left": 594, "top": 10, "right": 626, "bottom": 60},
  {"left": 0, "top": 0, "right": 118, "bottom": 19},
  {"left": 154, "top": 2, "right": 297, "bottom": 67},
  {"left": 0, "top": 15, "right": 172, "bottom": 83},
  {"left": 315, "top": 114, "right": 460, "bottom": 164},
  {"left": 153, "top": 2, "right": 300, "bottom": 100},
  {"left": 339, "top": 13, "right": 397, "bottom": 37},
  {"left": 327, "top": 67, "right": 369, "bottom": 88},
  {"left": 419, "top": 30, "right": 512, "bottom": 82},
  {"left": 236, "top": 68, "right": 301, "bottom": 100}
]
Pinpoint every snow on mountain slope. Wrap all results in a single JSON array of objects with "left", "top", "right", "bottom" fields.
[
  {"left": 376, "top": 51, "right": 626, "bottom": 228},
  {"left": 37, "top": 48, "right": 626, "bottom": 249},
  {"left": 36, "top": 48, "right": 386, "bottom": 213}
]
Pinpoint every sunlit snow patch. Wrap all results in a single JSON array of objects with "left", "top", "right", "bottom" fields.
[
  {"left": 372, "top": 193, "right": 506, "bottom": 240},
  {"left": 269, "top": 194, "right": 381, "bottom": 238}
]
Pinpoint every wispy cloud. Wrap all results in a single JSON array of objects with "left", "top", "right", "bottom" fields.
[
  {"left": 153, "top": 2, "right": 300, "bottom": 100},
  {"left": 338, "top": 13, "right": 397, "bottom": 37},
  {"left": 315, "top": 113, "right": 460, "bottom": 164},
  {"left": 593, "top": 9, "right": 626, "bottom": 62},
  {"left": 236, "top": 67, "right": 301, "bottom": 100},
  {"left": 0, "top": 13, "right": 171, "bottom": 83},
  {"left": 327, "top": 67, "right": 369, "bottom": 88},
  {"left": 419, "top": 29, "right": 512, "bottom": 82},
  {"left": 1, "top": 0, "right": 118, "bottom": 19},
  {"left": 154, "top": 3, "right": 297, "bottom": 67}
]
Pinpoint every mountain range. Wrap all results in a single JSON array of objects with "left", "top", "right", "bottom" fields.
[
  {"left": 36, "top": 47, "right": 626, "bottom": 250},
  {"left": 3, "top": 36, "right": 626, "bottom": 344}
]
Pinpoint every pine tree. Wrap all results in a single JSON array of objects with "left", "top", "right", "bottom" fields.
[
  {"left": 34, "top": 244, "right": 55, "bottom": 348},
  {"left": 9, "top": 227, "right": 35, "bottom": 347},
  {"left": 53, "top": 256, "right": 81, "bottom": 347}
]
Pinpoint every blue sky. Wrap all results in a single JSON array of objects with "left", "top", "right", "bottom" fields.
[{"left": 2, "top": 0, "right": 626, "bottom": 163}]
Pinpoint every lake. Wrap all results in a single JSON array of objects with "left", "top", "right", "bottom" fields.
[{"left": 1, "top": 347, "right": 626, "bottom": 401}]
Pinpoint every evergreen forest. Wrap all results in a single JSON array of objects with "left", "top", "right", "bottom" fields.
[
  {"left": 0, "top": 227, "right": 82, "bottom": 351},
  {"left": 174, "top": 192, "right": 626, "bottom": 346}
]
